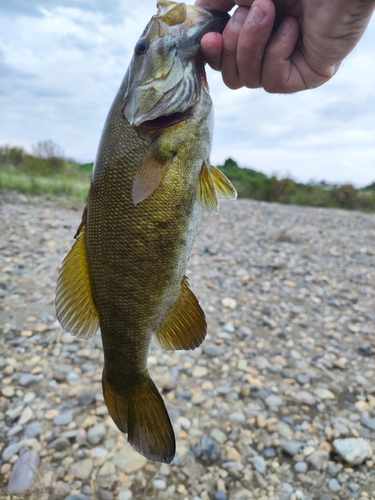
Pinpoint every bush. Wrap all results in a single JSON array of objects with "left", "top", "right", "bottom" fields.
[
  {"left": 268, "top": 176, "right": 296, "bottom": 203},
  {"left": 0, "top": 145, "right": 26, "bottom": 167},
  {"left": 329, "top": 184, "right": 357, "bottom": 209}
]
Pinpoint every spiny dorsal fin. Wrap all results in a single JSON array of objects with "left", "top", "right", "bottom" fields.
[
  {"left": 55, "top": 214, "right": 99, "bottom": 339},
  {"left": 156, "top": 276, "right": 206, "bottom": 350},
  {"left": 132, "top": 145, "right": 170, "bottom": 205},
  {"left": 197, "top": 161, "right": 219, "bottom": 212},
  {"left": 159, "top": 3, "right": 186, "bottom": 26},
  {"left": 210, "top": 165, "right": 237, "bottom": 200}
]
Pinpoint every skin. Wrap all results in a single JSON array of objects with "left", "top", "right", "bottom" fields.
[{"left": 194, "top": 0, "right": 375, "bottom": 93}]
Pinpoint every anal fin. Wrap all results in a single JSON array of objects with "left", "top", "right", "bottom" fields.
[
  {"left": 156, "top": 276, "right": 206, "bottom": 350},
  {"left": 55, "top": 213, "right": 99, "bottom": 339}
]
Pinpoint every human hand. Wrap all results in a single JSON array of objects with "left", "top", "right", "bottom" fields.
[{"left": 195, "top": 0, "right": 375, "bottom": 93}]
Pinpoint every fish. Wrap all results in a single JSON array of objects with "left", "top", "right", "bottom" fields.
[{"left": 55, "top": 0, "right": 236, "bottom": 464}]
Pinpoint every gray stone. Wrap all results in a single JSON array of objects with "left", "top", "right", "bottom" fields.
[
  {"left": 328, "top": 478, "right": 341, "bottom": 492},
  {"left": 361, "top": 417, "right": 375, "bottom": 431},
  {"left": 48, "top": 437, "right": 70, "bottom": 451},
  {"left": 211, "top": 428, "right": 227, "bottom": 444},
  {"left": 52, "top": 481, "right": 71, "bottom": 497},
  {"left": 69, "top": 458, "right": 94, "bottom": 479},
  {"left": 265, "top": 395, "right": 283, "bottom": 407},
  {"left": 2, "top": 442, "right": 23, "bottom": 462},
  {"left": 153, "top": 479, "right": 166, "bottom": 490},
  {"left": 100, "top": 490, "right": 113, "bottom": 500},
  {"left": 228, "top": 412, "right": 245, "bottom": 423},
  {"left": 292, "top": 390, "right": 316, "bottom": 405},
  {"left": 306, "top": 450, "right": 329, "bottom": 471},
  {"left": 294, "top": 462, "right": 308, "bottom": 474},
  {"left": 87, "top": 423, "right": 106, "bottom": 445},
  {"left": 112, "top": 445, "right": 147, "bottom": 473},
  {"left": 253, "top": 455, "right": 266, "bottom": 474},
  {"left": 24, "top": 421, "right": 41, "bottom": 438},
  {"left": 19, "top": 374, "right": 43, "bottom": 387},
  {"left": 333, "top": 438, "right": 373, "bottom": 465},
  {"left": 7, "top": 451, "right": 40, "bottom": 494},
  {"left": 78, "top": 393, "right": 95, "bottom": 405},
  {"left": 201, "top": 435, "right": 221, "bottom": 462},
  {"left": 118, "top": 491, "right": 133, "bottom": 500},
  {"left": 18, "top": 407, "right": 34, "bottom": 425},
  {"left": 203, "top": 343, "right": 224, "bottom": 358},
  {"left": 54, "top": 411, "right": 73, "bottom": 426},
  {"left": 281, "top": 440, "right": 304, "bottom": 457}
]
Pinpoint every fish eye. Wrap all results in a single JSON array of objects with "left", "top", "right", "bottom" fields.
[{"left": 134, "top": 38, "right": 149, "bottom": 56}]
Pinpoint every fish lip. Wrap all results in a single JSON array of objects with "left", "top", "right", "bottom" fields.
[{"left": 193, "top": 8, "right": 230, "bottom": 42}]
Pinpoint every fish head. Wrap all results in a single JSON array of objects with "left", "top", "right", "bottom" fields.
[{"left": 122, "top": 1, "right": 229, "bottom": 129}]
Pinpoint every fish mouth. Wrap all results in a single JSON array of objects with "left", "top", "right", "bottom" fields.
[{"left": 139, "top": 106, "right": 193, "bottom": 131}]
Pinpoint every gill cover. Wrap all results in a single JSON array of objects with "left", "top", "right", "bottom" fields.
[{"left": 122, "top": 1, "right": 229, "bottom": 127}]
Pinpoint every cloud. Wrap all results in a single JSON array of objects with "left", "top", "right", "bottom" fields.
[{"left": 0, "top": 1, "right": 374, "bottom": 186}]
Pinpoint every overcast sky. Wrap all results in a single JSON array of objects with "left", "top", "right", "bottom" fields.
[{"left": 1, "top": 0, "right": 374, "bottom": 186}]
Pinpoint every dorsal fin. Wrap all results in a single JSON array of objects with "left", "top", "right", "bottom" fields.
[
  {"left": 156, "top": 276, "right": 206, "bottom": 350},
  {"left": 197, "top": 161, "right": 219, "bottom": 212},
  {"left": 55, "top": 208, "right": 99, "bottom": 339},
  {"left": 158, "top": 3, "right": 186, "bottom": 26}
]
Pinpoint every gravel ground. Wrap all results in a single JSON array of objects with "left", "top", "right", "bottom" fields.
[{"left": 0, "top": 195, "right": 374, "bottom": 500}]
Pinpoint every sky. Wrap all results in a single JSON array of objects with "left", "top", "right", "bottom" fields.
[{"left": 0, "top": 0, "right": 374, "bottom": 187}]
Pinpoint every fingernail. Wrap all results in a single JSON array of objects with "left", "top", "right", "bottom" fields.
[
  {"left": 249, "top": 5, "right": 266, "bottom": 24},
  {"left": 232, "top": 6, "right": 249, "bottom": 28},
  {"left": 279, "top": 19, "right": 291, "bottom": 35}
]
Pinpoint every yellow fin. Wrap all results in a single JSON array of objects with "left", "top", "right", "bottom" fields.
[
  {"left": 197, "top": 161, "right": 219, "bottom": 212},
  {"left": 55, "top": 217, "right": 99, "bottom": 339},
  {"left": 159, "top": 3, "right": 186, "bottom": 26},
  {"left": 156, "top": 276, "right": 206, "bottom": 350},
  {"left": 102, "top": 372, "right": 175, "bottom": 463},
  {"left": 132, "top": 146, "right": 169, "bottom": 205},
  {"left": 210, "top": 165, "right": 237, "bottom": 200}
]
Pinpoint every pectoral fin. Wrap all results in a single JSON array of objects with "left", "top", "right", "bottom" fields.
[
  {"left": 197, "top": 161, "right": 219, "bottom": 212},
  {"left": 55, "top": 212, "right": 99, "bottom": 339},
  {"left": 132, "top": 145, "right": 169, "bottom": 205},
  {"left": 156, "top": 276, "right": 206, "bottom": 350},
  {"left": 210, "top": 165, "right": 237, "bottom": 200}
]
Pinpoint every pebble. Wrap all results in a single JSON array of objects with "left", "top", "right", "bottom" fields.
[
  {"left": 53, "top": 411, "right": 73, "bottom": 426},
  {"left": 201, "top": 435, "right": 221, "bottom": 462},
  {"left": 252, "top": 455, "right": 266, "bottom": 474},
  {"left": 7, "top": 451, "right": 40, "bottom": 494},
  {"left": 1, "top": 198, "right": 375, "bottom": 498},
  {"left": 2, "top": 442, "right": 23, "bottom": 462},
  {"left": 292, "top": 391, "right": 316, "bottom": 405},
  {"left": 328, "top": 478, "right": 341, "bottom": 492},
  {"left": 111, "top": 445, "right": 148, "bottom": 473},
  {"left": 153, "top": 479, "right": 167, "bottom": 490},
  {"left": 87, "top": 423, "right": 106, "bottom": 445},
  {"left": 294, "top": 462, "right": 308, "bottom": 474},
  {"left": 333, "top": 438, "right": 373, "bottom": 465},
  {"left": 118, "top": 491, "right": 133, "bottom": 500},
  {"left": 282, "top": 441, "right": 304, "bottom": 457}
]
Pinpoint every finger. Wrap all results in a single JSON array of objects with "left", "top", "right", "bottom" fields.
[
  {"left": 220, "top": 6, "right": 250, "bottom": 89},
  {"left": 236, "top": 0, "right": 276, "bottom": 88},
  {"left": 200, "top": 32, "right": 224, "bottom": 71},
  {"left": 261, "top": 18, "right": 307, "bottom": 93},
  {"left": 194, "top": 0, "right": 235, "bottom": 11}
]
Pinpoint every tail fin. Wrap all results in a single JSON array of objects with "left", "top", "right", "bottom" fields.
[{"left": 102, "top": 371, "right": 175, "bottom": 463}]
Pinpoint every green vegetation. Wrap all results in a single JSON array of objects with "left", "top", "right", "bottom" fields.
[
  {"left": 1, "top": 144, "right": 374, "bottom": 212},
  {"left": 0, "top": 141, "right": 91, "bottom": 205},
  {"left": 218, "top": 158, "right": 375, "bottom": 212}
]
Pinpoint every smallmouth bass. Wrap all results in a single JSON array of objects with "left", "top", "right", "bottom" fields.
[{"left": 56, "top": 0, "right": 236, "bottom": 463}]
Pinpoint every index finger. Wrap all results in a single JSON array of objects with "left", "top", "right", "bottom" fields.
[{"left": 194, "top": 0, "right": 235, "bottom": 11}]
